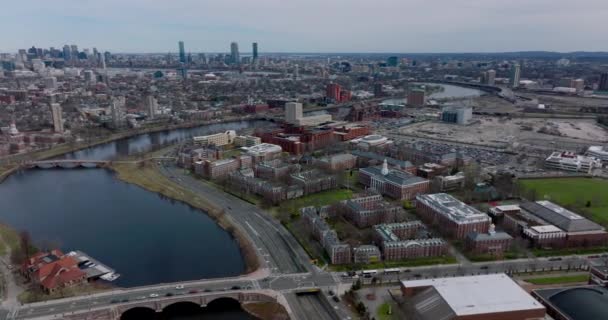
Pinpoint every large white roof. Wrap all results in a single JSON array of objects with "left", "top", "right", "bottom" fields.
[{"left": 401, "top": 274, "right": 543, "bottom": 316}]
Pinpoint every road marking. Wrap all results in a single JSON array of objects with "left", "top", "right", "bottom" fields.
[{"left": 245, "top": 221, "right": 259, "bottom": 237}]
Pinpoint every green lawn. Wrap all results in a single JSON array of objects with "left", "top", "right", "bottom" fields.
[
  {"left": 278, "top": 189, "right": 353, "bottom": 216},
  {"left": 376, "top": 303, "right": 395, "bottom": 320},
  {"left": 526, "top": 274, "right": 589, "bottom": 285},
  {"left": 519, "top": 178, "right": 608, "bottom": 226},
  {"left": 331, "top": 256, "right": 458, "bottom": 271},
  {"left": 0, "top": 224, "right": 21, "bottom": 256},
  {"left": 532, "top": 246, "right": 608, "bottom": 257}
]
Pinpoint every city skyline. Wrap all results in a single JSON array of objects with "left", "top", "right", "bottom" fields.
[{"left": 2, "top": 0, "right": 608, "bottom": 53}]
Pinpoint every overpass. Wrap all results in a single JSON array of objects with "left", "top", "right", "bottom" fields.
[{"left": 20, "top": 157, "right": 177, "bottom": 170}]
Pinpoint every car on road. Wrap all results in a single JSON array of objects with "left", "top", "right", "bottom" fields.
[
  {"left": 548, "top": 257, "right": 562, "bottom": 261},
  {"left": 165, "top": 292, "right": 174, "bottom": 297},
  {"left": 188, "top": 289, "right": 199, "bottom": 294},
  {"left": 135, "top": 296, "right": 146, "bottom": 300},
  {"left": 231, "top": 285, "right": 241, "bottom": 290},
  {"left": 110, "top": 299, "right": 120, "bottom": 304},
  {"left": 328, "top": 290, "right": 335, "bottom": 296},
  {"left": 204, "top": 289, "right": 212, "bottom": 292},
  {"left": 332, "top": 296, "right": 340, "bottom": 302},
  {"left": 149, "top": 293, "right": 159, "bottom": 298},
  {"left": 175, "top": 285, "right": 184, "bottom": 289}
]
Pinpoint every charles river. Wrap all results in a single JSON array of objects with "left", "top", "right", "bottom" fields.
[{"left": 0, "top": 121, "right": 265, "bottom": 319}]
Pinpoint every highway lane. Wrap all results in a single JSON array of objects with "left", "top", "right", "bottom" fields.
[
  {"left": 285, "top": 293, "right": 337, "bottom": 320},
  {"left": 159, "top": 164, "right": 312, "bottom": 274}
]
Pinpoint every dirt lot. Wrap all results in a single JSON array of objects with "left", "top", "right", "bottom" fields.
[{"left": 399, "top": 117, "right": 608, "bottom": 148}]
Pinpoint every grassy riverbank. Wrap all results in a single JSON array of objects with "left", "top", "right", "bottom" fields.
[{"left": 109, "top": 157, "right": 260, "bottom": 274}]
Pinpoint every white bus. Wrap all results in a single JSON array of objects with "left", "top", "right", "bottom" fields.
[
  {"left": 383, "top": 268, "right": 400, "bottom": 274},
  {"left": 361, "top": 270, "right": 378, "bottom": 278}
]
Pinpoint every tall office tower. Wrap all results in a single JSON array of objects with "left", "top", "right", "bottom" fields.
[
  {"left": 230, "top": 42, "right": 240, "bottom": 64},
  {"left": 486, "top": 69, "right": 496, "bottom": 85},
  {"left": 198, "top": 53, "right": 207, "bottom": 64},
  {"left": 509, "top": 64, "right": 521, "bottom": 88},
  {"left": 50, "top": 103, "right": 64, "bottom": 133},
  {"left": 62, "top": 45, "right": 71, "bottom": 60},
  {"left": 145, "top": 95, "right": 158, "bottom": 119},
  {"left": 70, "top": 45, "right": 78, "bottom": 59},
  {"left": 252, "top": 42, "right": 258, "bottom": 61},
  {"left": 293, "top": 64, "right": 299, "bottom": 79},
  {"left": 599, "top": 73, "right": 608, "bottom": 91},
  {"left": 104, "top": 51, "right": 111, "bottom": 64},
  {"left": 285, "top": 102, "right": 303, "bottom": 123},
  {"left": 178, "top": 41, "right": 186, "bottom": 63},
  {"left": 44, "top": 76, "right": 57, "bottom": 90},
  {"left": 110, "top": 97, "right": 127, "bottom": 129},
  {"left": 387, "top": 56, "right": 399, "bottom": 67}
]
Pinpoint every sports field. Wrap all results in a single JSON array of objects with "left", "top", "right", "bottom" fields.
[{"left": 519, "top": 178, "right": 608, "bottom": 226}]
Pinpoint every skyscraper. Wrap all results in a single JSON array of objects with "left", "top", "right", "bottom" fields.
[
  {"left": 252, "top": 42, "right": 258, "bottom": 61},
  {"left": 50, "top": 103, "right": 64, "bottom": 133},
  {"left": 230, "top": 42, "right": 240, "bottom": 65},
  {"left": 62, "top": 45, "right": 71, "bottom": 61},
  {"left": 510, "top": 64, "right": 521, "bottom": 88},
  {"left": 145, "top": 95, "right": 158, "bottom": 119},
  {"left": 599, "top": 73, "right": 608, "bottom": 91},
  {"left": 178, "top": 41, "right": 186, "bottom": 63},
  {"left": 110, "top": 97, "right": 126, "bottom": 129}
]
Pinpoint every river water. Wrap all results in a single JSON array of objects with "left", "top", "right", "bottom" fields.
[
  {"left": 381, "top": 83, "right": 483, "bottom": 106},
  {"left": 0, "top": 121, "right": 268, "bottom": 288}
]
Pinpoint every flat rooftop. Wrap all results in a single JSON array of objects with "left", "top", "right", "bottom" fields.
[
  {"left": 402, "top": 274, "right": 544, "bottom": 316},
  {"left": 417, "top": 193, "right": 490, "bottom": 224}
]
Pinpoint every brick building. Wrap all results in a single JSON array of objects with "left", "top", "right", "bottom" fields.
[
  {"left": 382, "top": 238, "right": 447, "bottom": 261},
  {"left": 302, "top": 207, "right": 352, "bottom": 265},
  {"left": 465, "top": 225, "right": 513, "bottom": 257},
  {"left": 352, "top": 245, "right": 381, "bottom": 264},
  {"left": 416, "top": 193, "right": 491, "bottom": 239},
  {"left": 314, "top": 153, "right": 357, "bottom": 172},
  {"left": 341, "top": 192, "right": 403, "bottom": 228},
  {"left": 359, "top": 160, "right": 430, "bottom": 200},
  {"left": 290, "top": 169, "right": 337, "bottom": 194},
  {"left": 21, "top": 250, "right": 87, "bottom": 294}
]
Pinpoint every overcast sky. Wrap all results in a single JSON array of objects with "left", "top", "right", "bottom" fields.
[{"left": 2, "top": 0, "right": 607, "bottom": 53}]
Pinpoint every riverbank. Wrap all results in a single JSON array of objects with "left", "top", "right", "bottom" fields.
[
  {"left": 108, "top": 153, "right": 260, "bottom": 275},
  {"left": 0, "top": 116, "right": 262, "bottom": 180}
]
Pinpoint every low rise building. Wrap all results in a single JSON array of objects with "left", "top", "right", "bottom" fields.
[
  {"left": 359, "top": 160, "right": 429, "bottom": 200},
  {"left": 544, "top": 151, "right": 601, "bottom": 173},
  {"left": 488, "top": 204, "right": 521, "bottom": 218},
  {"left": 314, "top": 153, "right": 357, "bottom": 172},
  {"left": 382, "top": 238, "right": 447, "bottom": 261},
  {"left": 254, "top": 159, "right": 291, "bottom": 180},
  {"left": 301, "top": 207, "right": 351, "bottom": 265},
  {"left": 21, "top": 250, "right": 87, "bottom": 294},
  {"left": 532, "top": 285, "right": 607, "bottom": 320},
  {"left": 434, "top": 173, "right": 465, "bottom": 192},
  {"left": 402, "top": 274, "right": 546, "bottom": 320},
  {"left": 341, "top": 192, "right": 403, "bottom": 228},
  {"left": 416, "top": 163, "right": 447, "bottom": 179},
  {"left": 465, "top": 225, "right": 513, "bottom": 257},
  {"left": 416, "top": 193, "right": 491, "bottom": 239},
  {"left": 194, "top": 155, "right": 252, "bottom": 180},
  {"left": 193, "top": 130, "right": 237, "bottom": 146},
  {"left": 352, "top": 245, "right": 381, "bottom": 264},
  {"left": 290, "top": 169, "right": 337, "bottom": 194},
  {"left": 520, "top": 201, "right": 608, "bottom": 247},
  {"left": 242, "top": 143, "right": 282, "bottom": 162},
  {"left": 586, "top": 145, "right": 608, "bottom": 163},
  {"left": 234, "top": 135, "right": 261, "bottom": 147}
]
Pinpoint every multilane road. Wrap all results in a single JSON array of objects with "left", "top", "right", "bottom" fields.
[{"left": 3, "top": 162, "right": 604, "bottom": 320}]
